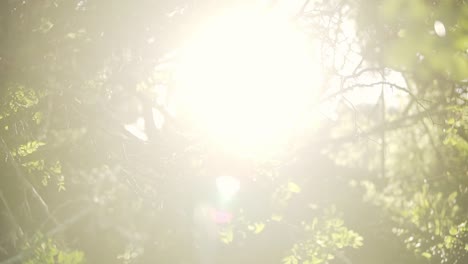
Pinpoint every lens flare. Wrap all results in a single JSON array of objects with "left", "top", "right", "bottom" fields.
[{"left": 216, "top": 175, "right": 240, "bottom": 200}]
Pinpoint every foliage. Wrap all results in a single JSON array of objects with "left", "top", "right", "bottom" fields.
[
  {"left": 23, "top": 234, "right": 84, "bottom": 264},
  {"left": 0, "top": 0, "right": 466, "bottom": 263},
  {"left": 283, "top": 207, "right": 363, "bottom": 264}
]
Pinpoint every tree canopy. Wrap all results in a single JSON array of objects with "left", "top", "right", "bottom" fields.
[{"left": 0, "top": 0, "right": 467, "bottom": 264}]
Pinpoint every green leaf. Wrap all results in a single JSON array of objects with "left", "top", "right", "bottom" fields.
[
  {"left": 67, "top": 33, "right": 77, "bottom": 39},
  {"left": 353, "top": 235, "right": 364, "bottom": 248},
  {"left": 32, "top": 112, "right": 43, "bottom": 124},
  {"left": 288, "top": 182, "right": 301, "bottom": 193},
  {"left": 219, "top": 228, "right": 233, "bottom": 244},
  {"left": 448, "top": 192, "right": 458, "bottom": 203},
  {"left": 282, "top": 255, "right": 298, "bottom": 264},
  {"left": 253, "top": 222, "right": 265, "bottom": 234},
  {"left": 444, "top": 235, "right": 454, "bottom": 249},
  {"left": 50, "top": 161, "right": 62, "bottom": 174},
  {"left": 271, "top": 214, "right": 283, "bottom": 222},
  {"left": 17, "top": 141, "right": 45, "bottom": 157},
  {"left": 449, "top": 226, "right": 458, "bottom": 236},
  {"left": 422, "top": 252, "right": 432, "bottom": 259}
]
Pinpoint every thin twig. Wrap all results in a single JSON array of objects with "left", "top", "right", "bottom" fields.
[
  {"left": 0, "top": 206, "right": 93, "bottom": 264},
  {"left": 313, "top": 107, "right": 447, "bottom": 148},
  {"left": 0, "top": 137, "right": 56, "bottom": 225},
  {"left": 319, "top": 81, "right": 423, "bottom": 105},
  {"left": 0, "top": 191, "right": 24, "bottom": 237},
  {"left": 380, "top": 78, "right": 386, "bottom": 179},
  {"left": 294, "top": 0, "right": 312, "bottom": 20}
]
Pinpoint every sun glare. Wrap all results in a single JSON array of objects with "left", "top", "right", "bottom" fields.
[
  {"left": 175, "top": 8, "right": 321, "bottom": 156},
  {"left": 216, "top": 175, "right": 240, "bottom": 201}
]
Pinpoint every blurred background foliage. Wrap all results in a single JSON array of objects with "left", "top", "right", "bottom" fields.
[{"left": 0, "top": 0, "right": 467, "bottom": 264}]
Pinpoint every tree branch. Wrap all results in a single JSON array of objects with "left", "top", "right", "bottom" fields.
[
  {"left": 0, "top": 206, "right": 93, "bottom": 264},
  {"left": 0, "top": 137, "right": 56, "bottom": 225}
]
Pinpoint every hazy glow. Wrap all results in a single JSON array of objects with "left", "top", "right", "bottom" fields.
[
  {"left": 216, "top": 175, "right": 240, "bottom": 200},
  {"left": 210, "top": 208, "right": 233, "bottom": 224},
  {"left": 175, "top": 9, "right": 320, "bottom": 155}
]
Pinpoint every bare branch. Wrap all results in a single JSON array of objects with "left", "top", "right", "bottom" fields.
[
  {"left": 319, "top": 81, "right": 423, "bottom": 105},
  {"left": 0, "top": 206, "right": 93, "bottom": 264},
  {"left": 0, "top": 191, "right": 24, "bottom": 238},
  {"left": 0, "top": 137, "right": 56, "bottom": 225}
]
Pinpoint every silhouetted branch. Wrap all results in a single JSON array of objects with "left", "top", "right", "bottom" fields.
[
  {"left": 0, "top": 137, "right": 57, "bottom": 226},
  {"left": 0, "top": 191, "right": 24, "bottom": 239},
  {"left": 0, "top": 206, "right": 94, "bottom": 264},
  {"left": 329, "top": 106, "right": 447, "bottom": 145}
]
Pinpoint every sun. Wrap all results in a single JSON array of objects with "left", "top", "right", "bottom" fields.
[{"left": 174, "top": 8, "right": 321, "bottom": 156}]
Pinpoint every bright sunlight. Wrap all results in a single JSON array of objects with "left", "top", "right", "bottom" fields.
[{"left": 175, "top": 8, "right": 321, "bottom": 156}]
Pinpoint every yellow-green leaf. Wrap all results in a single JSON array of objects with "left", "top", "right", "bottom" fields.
[
  {"left": 421, "top": 252, "right": 431, "bottom": 259},
  {"left": 449, "top": 226, "right": 458, "bottom": 236},
  {"left": 272, "top": 214, "right": 283, "bottom": 222},
  {"left": 288, "top": 182, "right": 301, "bottom": 193},
  {"left": 254, "top": 222, "right": 265, "bottom": 234},
  {"left": 219, "top": 228, "right": 233, "bottom": 244}
]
